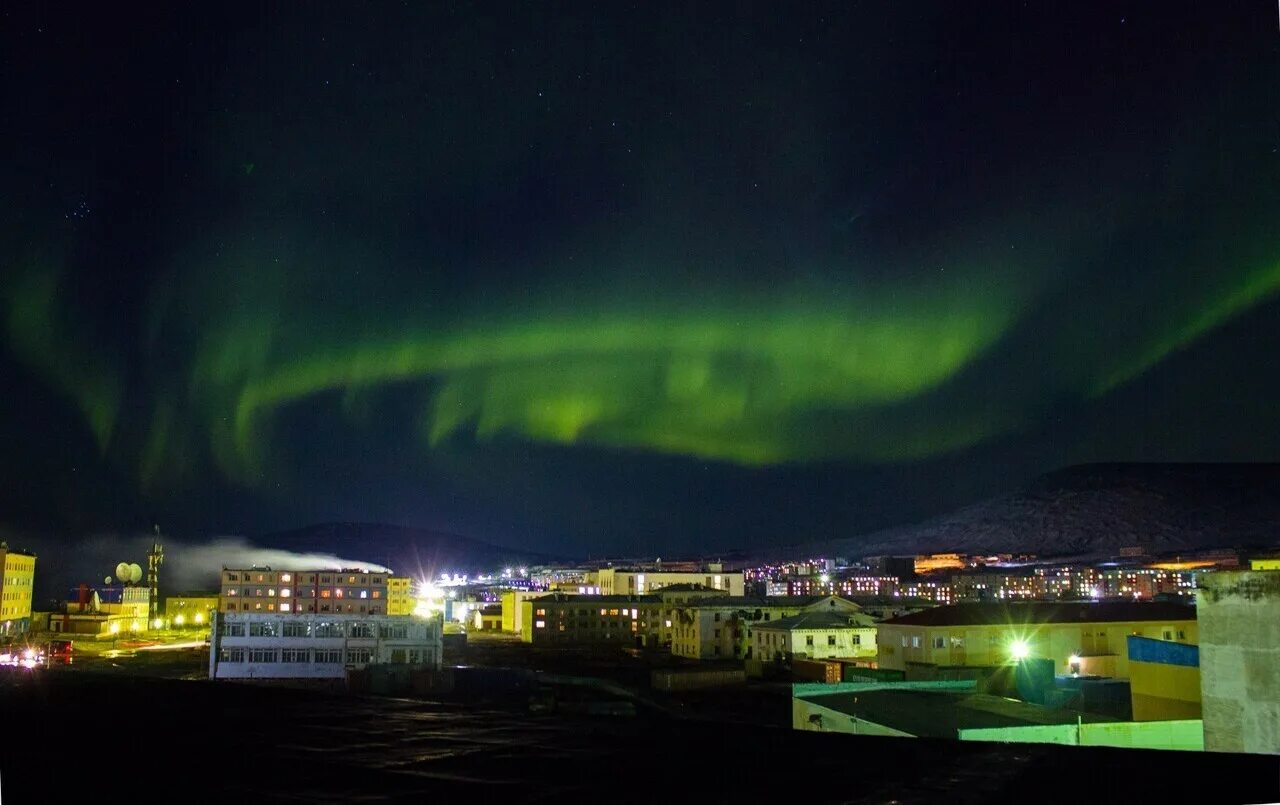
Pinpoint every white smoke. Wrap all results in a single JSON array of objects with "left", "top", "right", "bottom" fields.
[
  {"left": 170, "top": 538, "right": 392, "bottom": 590},
  {"left": 8, "top": 529, "right": 392, "bottom": 600}
]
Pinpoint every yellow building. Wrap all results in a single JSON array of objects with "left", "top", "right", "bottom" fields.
[
  {"left": 0, "top": 543, "right": 36, "bottom": 636},
  {"left": 1127, "top": 635, "right": 1201, "bottom": 721},
  {"left": 876, "top": 601, "right": 1197, "bottom": 680},
  {"left": 387, "top": 577, "right": 414, "bottom": 616},
  {"left": 1249, "top": 557, "right": 1280, "bottom": 571},
  {"left": 164, "top": 593, "right": 219, "bottom": 626}
]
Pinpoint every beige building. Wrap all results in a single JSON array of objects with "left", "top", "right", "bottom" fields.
[
  {"left": 671, "top": 595, "right": 863, "bottom": 660},
  {"left": 752, "top": 611, "right": 878, "bottom": 661},
  {"left": 220, "top": 568, "right": 389, "bottom": 615},
  {"left": 597, "top": 566, "right": 744, "bottom": 597},
  {"left": 876, "top": 601, "right": 1197, "bottom": 679}
]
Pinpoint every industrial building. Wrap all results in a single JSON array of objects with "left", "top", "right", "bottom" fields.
[
  {"left": 219, "top": 568, "right": 390, "bottom": 615},
  {"left": 1198, "top": 569, "right": 1280, "bottom": 754},
  {"left": 209, "top": 612, "right": 442, "bottom": 679},
  {"left": 876, "top": 601, "right": 1197, "bottom": 679},
  {"left": 0, "top": 543, "right": 36, "bottom": 637},
  {"left": 751, "top": 610, "right": 877, "bottom": 662},
  {"left": 50, "top": 584, "right": 153, "bottom": 636}
]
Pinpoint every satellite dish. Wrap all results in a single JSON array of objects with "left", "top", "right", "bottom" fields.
[
  {"left": 129, "top": 563, "right": 143, "bottom": 583},
  {"left": 104, "top": 576, "right": 113, "bottom": 585},
  {"left": 115, "top": 562, "right": 130, "bottom": 582}
]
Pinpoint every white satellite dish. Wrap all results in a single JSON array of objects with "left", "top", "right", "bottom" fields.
[
  {"left": 128, "top": 563, "right": 144, "bottom": 583},
  {"left": 115, "top": 562, "right": 130, "bottom": 582}
]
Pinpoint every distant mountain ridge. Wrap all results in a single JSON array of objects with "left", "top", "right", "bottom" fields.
[
  {"left": 259, "top": 522, "right": 562, "bottom": 575},
  {"left": 815, "top": 463, "right": 1280, "bottom": 560}
]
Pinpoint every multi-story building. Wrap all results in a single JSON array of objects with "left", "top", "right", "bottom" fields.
[
  {"left": 876, "top": 601, "right": 1197, "bottom": 679},
  {"left": 786, "top": 576, "right": 902, "bottom": 598},
  {"left": 751, "top": 611, "right": 878, "bottom": 661},
  {"left": 520, "top": 594, "right": 660, "bottom": 645},
  {"left": 164, "top": 592, "right": 219, "bottom": 626},
  {"left": 387, "top": 577, "right": 414, "bottom": 616},
  {"left": 219, "top": 568, "right": 389, "bottom": 615},
  {"left": 670, "top": 595, "right": 864, "bottom": 660},
  {"left": 0, "top": 544, "right": 36, "bottom": 636},
  {"left": 209, "top": 612, "right": 442, "bottom": 679},
  {"left": 597, "top": 566, "right": 744, "bottom": 596}
]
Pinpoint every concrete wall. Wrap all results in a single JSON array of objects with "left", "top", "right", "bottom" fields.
[
  {"left": 1199, "top": 570, "right": 1280, "bottom": 755},
  {"left": 959, "top": 720, "right": 1204, "bottom": 752}
]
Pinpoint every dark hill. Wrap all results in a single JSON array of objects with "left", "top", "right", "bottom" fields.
[{"left": 820, "top": 463, "right": 1280, "bottom": 559}]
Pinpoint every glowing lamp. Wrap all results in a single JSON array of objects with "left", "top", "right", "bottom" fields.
[{"left": 1009, "top": 639, "right": 1030, "bottom": 660}]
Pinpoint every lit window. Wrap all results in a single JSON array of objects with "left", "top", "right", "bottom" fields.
[
  {"left": 535, "top": 620, "right": 546, "bottom": 628},
  {"left": 536, "top": 608, "right": 546, "bottom": 616},
  {"left": 281, "top": 573, "right": 292, "bottom": 582},
  {"left": 335, "top": 589, "right": 344, "bottom": 598},
  {"left": 280, "top": 603, "right": 291, "bottom": 612},
  {"left": 280, "top": 589, "right": 290, "bottom": 598}
]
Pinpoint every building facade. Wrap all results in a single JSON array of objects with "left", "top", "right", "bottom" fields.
[
  {"left": 671, "top": 595, "right": 864, "bottom": 660},
  {"left": 219, "top": 568, "right": 389, "bottom": 615},
  {"left": 387, "top": 577, "right": 414, "bottom": 616},
  {"left": 876, "top": 601, "right": 1197, "bottom": 679},
  {"left": 1127, "top": 635, "right": 1201, "bottom": 721},
  {"left": 0, "top": 544, "right": 36, "bottom": 637},
  {"left": 751, "top": 611, "right": 877, "bottom": 661},
  {"left": 209, "top": 612, "right": 442, "bottom": 679},
  {"left": 597, "top": 566, "right": 744, "bottom": 597},
  {"left": 520, "top": 594, "right": 659, "bottom": 645},
  {"left": 164, "top": 593, "right": 219, "bottom": 626}
]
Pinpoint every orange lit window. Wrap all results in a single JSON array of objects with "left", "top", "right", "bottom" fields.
[
  {"left": 320, "top": 589, "right": 331, "bottom": 598},
  {"left": 536, "top": 608, "right": 546, "bottom": 616},
  {"left": 372, "top": 591, "right": 381, "bottom": 598}
]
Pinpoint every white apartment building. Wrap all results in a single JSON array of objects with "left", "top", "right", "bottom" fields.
[{"left": 209, "top": 612, "right": 441, "bottom": 680}]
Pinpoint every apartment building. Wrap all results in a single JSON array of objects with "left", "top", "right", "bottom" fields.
[
  {"left": 597, "top": 566, "right": 744, "bottom": 596},
  {"left": 0, "top": 544, "right": 36, "bottom": 636},
  {"left": 751, "top": 611, "right": 878, "bottom": 661},
  {"left": 209, "top": 612, "right": 441, "bottom": 679},
  {"left": 219, "top": 568, "right": 389, "bottom": 615},
  {"left": 671, "top": 595, "right": 864, "bottom": 660},
  {"left": 520, "top": 594, "right": 660, "bottom": 645}
]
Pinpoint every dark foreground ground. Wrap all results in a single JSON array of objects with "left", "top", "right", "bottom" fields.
[{"left": 0, "top": 671, "right": 1276, "bottom": 803}]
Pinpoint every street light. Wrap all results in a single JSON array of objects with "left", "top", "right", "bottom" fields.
[{"left": 1009, "top": 639, "right": 1030, "bottom": 660}]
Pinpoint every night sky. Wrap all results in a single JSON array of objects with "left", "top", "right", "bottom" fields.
[{"left": 2, "top": 3, "right": 1279, "bottom": 557}]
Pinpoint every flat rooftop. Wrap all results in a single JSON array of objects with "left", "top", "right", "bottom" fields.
[{"left": 802, "top": 689, "right": 1115, "bottom": 738}]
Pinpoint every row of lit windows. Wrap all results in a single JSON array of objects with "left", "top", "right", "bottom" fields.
[
  {"left": 224, "top": 588, "right": 381, "bottom": 599},
  {"left": 220, "top": 620, "right": 407, "bottom": 638},
  {"left": 224, "top": 572, "right": 386, "bottom": 585},
  {"left": 223, "top": 602, "right": 383, "bottom": 614},
  {"left": 219, "top": 647, "right": 364, "bottom": 663}
]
